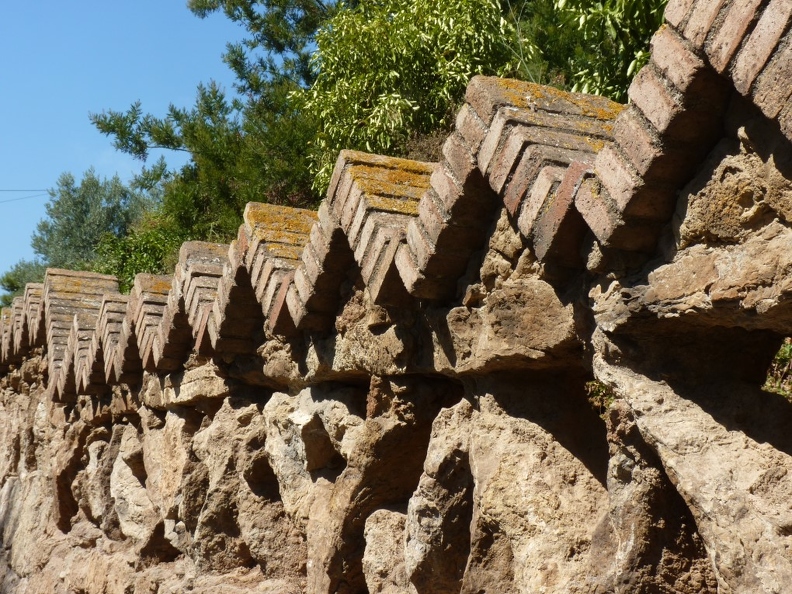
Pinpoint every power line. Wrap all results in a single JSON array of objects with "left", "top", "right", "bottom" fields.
[
  {"left": 0, "top": 193, "right": 48, "bottom": 204},
  {"left": 0, "top": 189, "right": 48, "bottom": 192}
]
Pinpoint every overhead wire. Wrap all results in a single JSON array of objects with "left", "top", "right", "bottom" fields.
[{"left": 0, "top": 193, "right": 49, "bottom": 204}]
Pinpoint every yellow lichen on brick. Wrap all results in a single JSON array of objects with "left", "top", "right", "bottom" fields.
[
  {"left": 251, "top": 228, "right": 312, "bottom": 247},
  {"left": 491, "top": 77, "right": 625, "bottom": 122},
  {"left": 245, "top": 202, "right": 317, "bottom": 238},
  {"left": 137, "top": 276, "right": 173, "bottom": 296},
  {"left": 340, "top": 150, "right": 435, "bottom": 175},
  {"left": 262, "top": 242, "right": 304, "bottom": 262},
  {"left": 350, "top": 163, "right": 433, "bottom": 188},
  {"left": 356, "top": 179, "right": 427, "bottom": 203},
  {"left": 584, "top": 137, "right": 608, "bottom": 153},
  {"left": 47, "top": 277, "right": 119, "bottom": 297},
  {"left": 367, "top": 195, "right": 421, "bottom": 216}
]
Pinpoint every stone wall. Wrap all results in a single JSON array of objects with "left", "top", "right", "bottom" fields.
[{"left": 1, "top": 1, "right": 792, "bottom": 592}]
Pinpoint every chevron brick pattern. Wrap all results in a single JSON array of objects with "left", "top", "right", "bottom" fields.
[{"left": 1, "top": 0, "right": 790, "bottom": 408}]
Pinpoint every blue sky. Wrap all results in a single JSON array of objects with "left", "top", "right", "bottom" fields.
[{"left": 0, "top": 2, "right": 246, "bottom": 277}]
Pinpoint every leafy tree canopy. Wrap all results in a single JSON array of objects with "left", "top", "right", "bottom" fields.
[
  {"left": 299, "top": 0, "right": 517, "bottom": 190},
  {"left": 32, "top": 169, "right": 153, "bottom": 270},
  {"left": 0, "top": 260, "right": 46, "bottom": 308},
  {"left": 555, "top": 0, "right": 667, "bottom": 100},
  {"left": 187, "top": 0, "right": 349, "bottom": 91},
  {"left": 0, "top": 170, "right": 152, "bottom": 304}
]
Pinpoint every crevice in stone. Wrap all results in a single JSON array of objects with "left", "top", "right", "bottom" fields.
[
  {"left": 55, "top": 422, "right": 91, "bottom": 534},
  {"left": 139, "top": 520, "right": 181, "bottom": 565}
]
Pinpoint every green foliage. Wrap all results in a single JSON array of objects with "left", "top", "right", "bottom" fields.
[
  {"left": 92, "top": 79, "right": 318, "bottom": 249},
  {"left": 764, "top": 338, "right": 792, "bottom": 401},
  {"left": 0, "top": 260, "right": 46, "bottom": 307},
  {"left": 501, "top": 0, "right": 570, "bottom": 85},
  {"left": 585, "top": 380, "right": 617, "bottom": 418},
  {"left": 553, "top": 0, "right": 667, "bottom": 101},
  {"left": 187, "top": 0, "right": 346, "bottom": 91},
  {"left": 92, "top": 215, "right": 187, "bottom": 293},
  {"left": 299, "top": 0, "right": 515, "bottom": 192},
  {"left": 32, "top": 170, "right": 153, "bottom": 270}
]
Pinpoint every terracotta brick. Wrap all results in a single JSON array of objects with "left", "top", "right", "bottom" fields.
[
  {"left": 405, "top": 218, "right": 437, "bottom": 270},
  {"left": 354, "top": 213, "right": 407, "bottom": 267},
  {"left": 286, "top": 283, "right": 331, "bottom": 333},
  {"left": 707, "top": 0, "right": 764, "bottom": 72},
  {"left": 628, "top": 66, "right": 683, "bottom": 133},
  {"left": 10, "top": 297, "right": 27, "bottom": 358},
  {"left": 428, "top": 166, "right": 461, "bottom": 214},
  {"left": 420, "top": 189, "right": 489, "bottom": 247},
  {"left": 574, "top": 179, "right": 660, "bottom": 252},
  {"left": 293, "top": 265, "right": 337, "bottom": 315},
  {"left": 455, "top": 103, "right": 488, "bottom": 155},
  {"left": 431, "top": 168, "right": 494, "bottom": 228},
  {"left": 684, "top": 0, "right": 727, "bottom": 46},
  {"left": 517, "top": 165, "right": 566, "bottom": 238},
  {"left": 477, "top": 110, "right": 510, "bottom": 176},
  {"left": 393, "top": 243, "right": 422, "bottom": 295},
  {"left": 628, "top": 66, "right": 722, "bottom": 144},
  {"left": 732, "top": 0, "right": 792, "bottom": 94},
  {"left": 442, "top": 132, "right": 479, "bottom": 184},
  {"left": 343, "top": 190, "right": 372, "bottom": 250},
  {"left": 613, "top": 106, "right": 706, "bottom": 184},
  {"left": 651, "top": 26, "right": 709, "bottom": 94},
  {"left": 266, "top": 271, "right": 297, "bottom": 336},
  {"left": 752, "top": 39, "right": 792, "bottom": 118},
  {"left": 531, "top": 162, "right": 590, "bottom": 268},
  {"left": 502, "top": 144, "right": 593, "bottom": 217},
  {"left": 595, "top": 145, "right": 675, "bottom": 221},
  {"left": 665, "top": 0, "right": 696, "bottom": 28},
  {"left": 23, "top": 283, "right": 44, "bottom": 347},
  {"left": 326, "top": 151, "right": 353, "bottom": 203},
  {"left": 477, "top": 105, "right": 617, "bottom": 184},
  {"left": 362, "top": 232, "right": 411, "bottom": 307},
  {"left": 613, "top": 107, "right": 663, "bottom": 176},
  {"left": 486, "top": 123, "right": 533, "bottom": 195},
  {"left": 465, "top": 75, "right": 518, "bottom": 125}
]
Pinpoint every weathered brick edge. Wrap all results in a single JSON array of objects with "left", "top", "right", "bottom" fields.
[
  {"left": 666, "top": 0, "right": 792, "bottom": 139},
  {"left": 395, "top": 77, "right": 625, "bottom": 299},
  {"left": 285, "top": 151, "right": 433, "bottom": 332},
  {"left": 43, "top": 269, "right": 119, "bottom": 402},
  {"left": 154, "top": 241, "right": 226, "bottom": 372},
  {"left": 581, "top": 0, "right": 792, "bottom": 250}
]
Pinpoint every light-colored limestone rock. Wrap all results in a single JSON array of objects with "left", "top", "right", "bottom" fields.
[
  {"left": 594, "top": 345, "right": 792, "bottom": 593},
  {"left": 110, "top": 424, "right": 159, "bottom": 543},
  {"left": 363, "top": 510, "right": 415, "bottom": 594}
]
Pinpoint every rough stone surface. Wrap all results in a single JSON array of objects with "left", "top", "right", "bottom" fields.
[{"left": 4, "top": 9, "right": 792, "bottom": 591}]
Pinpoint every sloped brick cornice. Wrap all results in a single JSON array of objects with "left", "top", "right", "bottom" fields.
[{"left": 0, "top": 0, "right": 789, "bottom": 403}]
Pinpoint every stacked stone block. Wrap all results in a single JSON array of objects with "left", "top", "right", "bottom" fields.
[
  {"left": 0, "top": 307, "right": 12, "bottom": 371},
  {"left": 213, "top": 202, "right": 317, "bottom": 343},
  {"left": 81, "top": 293, "right": 129, "bottom": 394},
  {"left": 287, "top": 151, "right": 433, "bottom": 331},
  {"left": 398, "top": 77, "right": 624, "bottom": 299},
  {"left": 22, "top": 283, "right": 44, "bottom": 348}
]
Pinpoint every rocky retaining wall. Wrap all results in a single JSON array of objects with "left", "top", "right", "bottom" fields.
[{"left": 2, "top": 1, "right": 792, "bottom": 592}]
